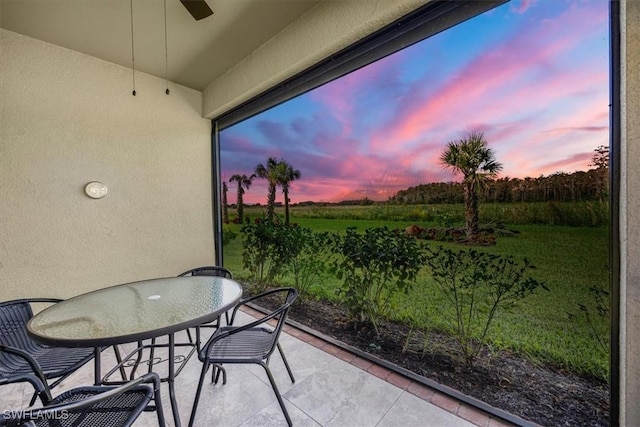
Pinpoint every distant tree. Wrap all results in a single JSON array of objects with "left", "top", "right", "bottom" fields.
[
  {"left": 590, "top": 145, "right": 610, "bottom": 170},
  {"left": 590, "top": 145, "right": 609, "bottom": 201},
  {"left": 277, "top": 161, "right": 301, "bottom": 225},
  {"left": 222, "top": 181, "right": 229, "bottom": 224},
  {"left": 229, "top": 174, "right": 254, "bottom": 224},
  {"left": 440, "top": 132, "right": 503, "bottom": 241},
  {"left": 255, "top": 157, "right": 281, "bottom": 221}
]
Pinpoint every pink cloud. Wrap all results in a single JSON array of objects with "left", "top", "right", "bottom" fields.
[
  {"left": 533, "top": 152, "right": 595, "bottom": 176},
  {"left": 370, "top": 1, "right": 607, "bottom": 153},
  {"left": 511, "top": 0, "right": 533, "bottom": 14}
]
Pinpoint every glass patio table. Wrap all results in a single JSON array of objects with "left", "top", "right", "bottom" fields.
[{"left": 27, "top": 276, "right": 243, "bottom": 427}]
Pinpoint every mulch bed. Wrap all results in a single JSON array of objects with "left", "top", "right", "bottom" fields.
[{"left": 252, "top": 291, "right": 610, "bottom": 427}]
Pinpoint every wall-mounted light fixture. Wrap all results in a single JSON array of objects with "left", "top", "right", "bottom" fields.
[{"left": 84, "top": 181, "right": 108, "bottom": 199}]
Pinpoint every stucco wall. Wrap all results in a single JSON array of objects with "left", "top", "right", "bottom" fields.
[
  {"left": 621, "top": 0, "right": 640, "bottom": 424},
  {"left": 0, "top": 29, "right": 214, "bottom": 299},
  {"left": 202, "top": 0, "right": 429, "bottom": 119}
]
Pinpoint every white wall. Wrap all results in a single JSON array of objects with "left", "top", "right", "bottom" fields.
[{"left": 0, "top": 29, "right": 214, "bottom": 299}]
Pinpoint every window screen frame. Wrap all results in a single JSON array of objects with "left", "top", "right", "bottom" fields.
[{"left": 208, "top": 1, "right": 621, "bottom": 424}]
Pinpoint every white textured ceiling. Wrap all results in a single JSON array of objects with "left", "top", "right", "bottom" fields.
[{"left": 0, "top": 0, "right": 321, "bottom": 91}]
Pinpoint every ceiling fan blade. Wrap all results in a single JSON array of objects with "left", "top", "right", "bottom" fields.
[{"left": 180, "top": 0, "right": 213, "bottom": 21}]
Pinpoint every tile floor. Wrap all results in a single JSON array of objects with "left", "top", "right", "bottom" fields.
[{"left": 1, "top": 308, "right": 516, "bottom": 427}]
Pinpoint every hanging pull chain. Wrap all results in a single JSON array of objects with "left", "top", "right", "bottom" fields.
[
  {"left": 164, "top": 0, "right": 169, "bottom": 95},
  {"left": 130, "top": 0, "right": 136, "bottom": 96}
]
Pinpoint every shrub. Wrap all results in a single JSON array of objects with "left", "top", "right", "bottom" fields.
[
  {"left": 282, "top": 226, "right": 332, "bottom": 301},
  {"left": 222, "top": 226, "right": 238, "bottom": 246},
  {"left": 424, "top": 247, "right": 547, "bottom": 367},
  {"left": 331, "top": 226, "right": 426, "bottom": 334},
  {"left": 240, "top": 220, "right": 291, "bottom": 292},
  {"left": 568, "top": 282, "right": 610, "bottom": 377}
]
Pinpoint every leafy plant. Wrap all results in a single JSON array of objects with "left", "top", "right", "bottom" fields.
[
  {"left": 568, "top": 283, "right": 610, "bottom": 358},
  {"left": 282, "top": 226, "right": 331, "bottom": 300},
  {"left": 240, "top": 219, "right": 291, "bottom": 292},
  {"left": 331, "top": 226, "right": 425, "bottom": 334},
  {"left": 222, "top": 226, "right": 238, "bottom": 246},
  {"left": 424, "top": 247, "right": 547, "bottom": 367}
]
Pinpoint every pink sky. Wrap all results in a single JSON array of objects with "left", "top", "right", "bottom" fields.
[{"left": 221, "top": 0, "right": 609, "bottom": 204}]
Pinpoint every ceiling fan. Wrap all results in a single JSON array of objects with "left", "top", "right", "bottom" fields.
[{"left": 180, "top": 0, "right": 214, "bottom": 21}]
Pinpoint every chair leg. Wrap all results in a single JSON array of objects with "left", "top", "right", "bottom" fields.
[
  {"left": 212, "top": 364, "right": 226, "bottom": 384},
  {"left": 277, "top": 342, "right": 295, "bottom": 384},
  {"left": 261, "top": 362, "right": 292, "bottom": 427},
  {"left": 188, "top": 360, "right": 211, "bottom": 427},
  {"left": 152, "top": 378, "right": 166, "bottom": 427}
]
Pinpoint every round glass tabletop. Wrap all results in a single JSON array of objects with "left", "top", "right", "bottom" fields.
[{"left": 27, "top": 276, "right": 243, "bottom": 347}]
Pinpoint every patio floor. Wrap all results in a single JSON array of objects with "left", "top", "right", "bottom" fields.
[{"left": 2, "top": 307, "right": 516, "bottom": 427}]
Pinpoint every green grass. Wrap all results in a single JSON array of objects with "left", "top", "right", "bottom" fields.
[{"left": 223, "top": 205, "right": 610, "bottom": 381}]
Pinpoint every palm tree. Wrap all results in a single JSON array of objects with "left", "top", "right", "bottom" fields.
[
  {"left": 222, "top": 181, "right": 229, "bottom": 224},
  {"left": 440, "top": 132, "right": 503, "bottom": 241},
  {"left": 229, "top": 174, "right": 254, "bottom": 224},
  {"left": 255, "top": 157, "right": 280, "bottom": 221},
  {"left": 277, "top": 161, "right": 301, "bottom": 225}
]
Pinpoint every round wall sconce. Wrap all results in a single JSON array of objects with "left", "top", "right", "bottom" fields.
[{"left": 84, "top": 181, "right": 108, "bottom": 199}]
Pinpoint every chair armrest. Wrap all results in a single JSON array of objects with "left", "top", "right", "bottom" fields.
[
  {"left": 228, "top": 287, "right": 292, "bottom": 325},
  {"left": 200, "top": 298, "right": 292, "bottom": 359},
  {"left": 0, "top": 298, "right": 64, "bottom": 308},
  {"left": 0, "top": 344, "right": 52, "bottom": 403},
  {"left": 0, "top": 373, "right": 46, "bottom": 397},
  {"left": 21, "top": 298, "right": 64, "bottom": 304}
]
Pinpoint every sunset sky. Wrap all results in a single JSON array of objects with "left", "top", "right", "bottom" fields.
[{"left": 220, "top": 0, "right": 610, "bottom": 204}]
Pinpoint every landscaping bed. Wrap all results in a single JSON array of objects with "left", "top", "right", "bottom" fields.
[{"left": 274, "top": 296, "right": 610, "bottom": 427}]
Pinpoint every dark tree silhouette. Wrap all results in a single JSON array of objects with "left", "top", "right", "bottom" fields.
[
  {"left": 277, "top": 161, "right": 301, "bottom": 225},
  {"left": 222, "top": 181, "right": 229, "bottom": 224},
  {"left": 229, "top": 174, "right": 254, "bottom": 224},
  {"left": 255, "top": 157, "right": 280, "bottom": 221},
  {"left": 440, "top": 132, "right": 503, "bottom": 241}
]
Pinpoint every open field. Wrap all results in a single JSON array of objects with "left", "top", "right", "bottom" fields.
[{"left": 222, "top": 203, "right": 610, "bottom": 380}]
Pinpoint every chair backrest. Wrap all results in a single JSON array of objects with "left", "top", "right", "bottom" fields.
[
  {"left": 0, "top": 300, "right": 38, "bottom": 374},
  {"left": 269, "top": 288, "right": 298, "bottom": 343},
  {"left": 236, "top": 287, "right": 298, "bottom": 357},
  {"left": 0, "top": 300, "right": 34, "bottom": 349},
  {"left": 0, "top": 370, "right": 163, "bottom": 427},
  {"left": 0, "top": 299, "right": 64, "bottom": 378},
  {"left": 178, "top": 266, "right": 233, "bottom": 279}
]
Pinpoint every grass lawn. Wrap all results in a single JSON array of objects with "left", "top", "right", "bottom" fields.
[{"left": 222, "top": 206, "right": 610, "bottom": 380}]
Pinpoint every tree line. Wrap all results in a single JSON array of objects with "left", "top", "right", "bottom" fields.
[
  {"left": 223, "top": 137, "right": 608, "bottom": 243},
  {"left": 390, "top": 146, "right": 609, "bottom": 206}
]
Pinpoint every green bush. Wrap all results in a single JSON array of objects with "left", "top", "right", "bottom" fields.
[
  {"left": 222, "top": 226, "right": 238, "bottom": 246},
  {"left": 240, "top": 220, "right": 291, "bottom": 292},
  {"left": 331, "top": 226, "right": 425, "bottom": 334},
  {"left": 568, "top": 283, "right": 610, "bottom": 378},
  {"left": 282, "top": 226, "right": 332, "bottom": 301},
  {"left": 424, "top": 247, "right": 547, "bottom": 367}
]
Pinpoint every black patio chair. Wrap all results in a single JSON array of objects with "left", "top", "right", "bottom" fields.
[
  {"left": 0, "top": 345, "right": 165, "bottom": 427},
  {"left": 0, "top": 298, "right": 123, "bottom": 406},
  {"left": 178, "top": 266, "right": 233, "bottom": 280},
  {"left": 178, "top": 266, "right": 234, "bottom": 344},
  {"left": 188, "top": 287, "right": 298, "bottom": 427}
]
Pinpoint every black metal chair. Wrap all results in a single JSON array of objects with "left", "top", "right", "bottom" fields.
[
  {"left": 0, "top": 344, "right": 165, "bottom": 427},
  {"left": 178, "top": 266, "right": 233, "bottom": 280},
  {"left": 188, "top": 287, "right": 298, "bottom": 427},
  {"left": 178, "top": 266, "right": 234, "bottom": 344},
  {"left": 0, "top": 298, "right": 122, "bottom": 406}
]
